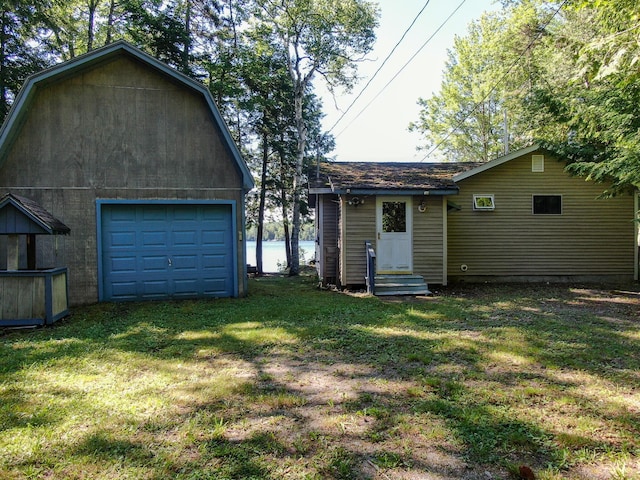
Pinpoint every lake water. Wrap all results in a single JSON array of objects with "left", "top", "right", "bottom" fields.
[{"left": 246, "top": 240, "right": 316, "bottom": 273}]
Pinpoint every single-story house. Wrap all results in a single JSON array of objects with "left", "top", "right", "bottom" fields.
[
  {"left": 309, "top": 146, "right": 639, "bottom": 294},
  {"left": 0, "top": 41, "right": 254, "bottom": 305}
]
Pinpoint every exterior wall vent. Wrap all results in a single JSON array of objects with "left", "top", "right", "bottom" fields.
[{"left": 532, "top": 154, "right": 544, "bottom": 172}]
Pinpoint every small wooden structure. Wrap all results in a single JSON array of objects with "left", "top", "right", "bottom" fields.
[{"left": 0, "top": 193, "right": 70, "bottom": 327}]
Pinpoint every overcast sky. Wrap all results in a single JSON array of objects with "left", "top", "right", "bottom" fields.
[{"left": 318, "top": 0, "right": 500, "bottom": 163}]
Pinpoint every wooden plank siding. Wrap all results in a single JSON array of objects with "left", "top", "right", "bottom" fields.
[
  {"left": 316, "top": 195, "right": 339, "bottom": 284},
  {"left": 448, "top": 151, "right": 637, "bottom": 281},
  {"left": 52, "top": 270, "right": 68, "bottom": 316},
  {"left": 0, "top": 55, "right": 246, "bottom": 304},
  {"left": 0, "top": 276, "right": 46, "bottom": 319},
  {"left": 412, "top": 195, "right": 447, "bottom": 284}
]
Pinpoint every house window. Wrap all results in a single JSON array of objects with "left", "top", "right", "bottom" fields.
[
  {"left": 532, "top": 154, "right": 544, "bottom": 172},
  {"left": 533, "top": 195, "right": 562, "bottom": 214},
  {"left": 473, "top": 194, "right": 495, "bottom": 211},
  {"left": 382, "top": 201, "right": 407, "bottom": 232}
]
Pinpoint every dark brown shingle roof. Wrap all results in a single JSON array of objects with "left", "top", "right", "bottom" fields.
[
  {"left": 0, "top": 193, "right": 70, "bottom": 235},
  {"left": 310, "top": 161, "right": 483, "bottom": 193}
]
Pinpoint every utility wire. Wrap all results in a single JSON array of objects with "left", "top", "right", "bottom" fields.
[
  {"left": 420, "top": 0, "right": 569, "bottom": 161},
  {"left": 335, "top": 0, "right": 468, "bottom": 139},
  {"left": 327, "top": 0, "right": 432, "bottom": 134}
]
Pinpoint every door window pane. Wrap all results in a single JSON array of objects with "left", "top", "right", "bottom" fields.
[{"left": 382, "top": 201, "right": 407, "bottom": 232}]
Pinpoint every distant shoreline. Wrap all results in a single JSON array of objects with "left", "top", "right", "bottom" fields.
[{"left": 246, "top": 240, "right": 315, "bottom": 273}]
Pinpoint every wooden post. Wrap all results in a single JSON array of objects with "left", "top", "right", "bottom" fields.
[
  {"left": 7, "top": 234, "right": 19, "bottom": 271},
  {"left": 27, "top": 234, "right": 37, "bottom": 270}
]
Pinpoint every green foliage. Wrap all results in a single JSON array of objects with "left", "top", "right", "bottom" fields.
[
  {"left": 0, "top": 1, "right": 51, "bottom": 118},
  {"left": 410, "top": 12, "right": 513, "bottom": 162},
  {"left": 528, "top": 0, "right": 640, "bottom": 193},
  {"left": 415, "top": 0, "right": 640, "bottom": 192},
  {"left": 252, "top": 0, "right": 378, "bottom": 275},
  {"left": 410, "top": 4, "right": 548, "bottom": 162},
  {"left": 0, "top": 0, "right": 342, "bottom": 267}
]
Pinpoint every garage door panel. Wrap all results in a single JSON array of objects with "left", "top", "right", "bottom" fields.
[
  {"left": 173, "top": 209, "right": 198, "bottom": 221},
  {"left": 142, "top": 231, "right": 168, "bottom": 247},
  {"left": 142, "top": 208, "right": 169, "bottom": 221},
  {"left": 173, "top": 230, "right": 197, "bottom": 246},
  {"left": 109, "top": 209, "right": 137, "bottom": 222},
  {"left": 142, "top": 255, "right": 169, "bottom": 272},
  {"left": 111, "top": 281, "right": 139, "bottom": 299},
  {"left": 203, "top": 278, "right": 229, "bottom": 295},
  {"left": 173, "top": 255, "right": 198, "bottom": 271},
  {"left": 101, "top": 203, "right": 235, "bottom": 301},
  {"left": 202, "top": 230, "right": 227, "bottom": 246},
  {"left": 202, "top": 254, "right": 228, "bottom": 269},
  {"left": 174, "top": 279, "right": 199, "bottom": 295},
  {"left": 110, "top": 256, "right": 137, "bottom": 273},
  {"left": 110, "top": 232, "right": 136, "bottom": 248},
  {"left": 142, "top": 279, "right": 170, "bottom": 296}
]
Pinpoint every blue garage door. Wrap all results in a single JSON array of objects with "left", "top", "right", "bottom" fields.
[{"left": 100, "top": 203, "right": 235, "bottom": 301}]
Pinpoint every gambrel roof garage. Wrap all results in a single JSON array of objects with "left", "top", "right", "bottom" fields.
[{"left": 0, "top": 41, "right": 254, "bottom": 305}]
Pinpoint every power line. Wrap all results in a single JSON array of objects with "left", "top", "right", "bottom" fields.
[
  {"left": 335, "top": 0, "right": 468, "bottom": 139},
  {"left": 420, "top": 0, "right": 569, "bottom": 161},
  {"left": 327, "top": 0, "right": 432, "bottom": 134}
]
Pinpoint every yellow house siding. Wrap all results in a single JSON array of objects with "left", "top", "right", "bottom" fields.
[
  {"left": 339, "top": 194, "right": 448, "bottom": 286},
  {"left": 448, "top": 152, "right": 636, "bottom": 280},
  {"left": 412, "top": 195, "right": 446, "bottom": 284},
  {"left": 342, "top": 196, "right": 376, "bottom": 286}
]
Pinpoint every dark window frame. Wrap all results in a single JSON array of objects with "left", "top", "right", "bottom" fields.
[{"left": 532, "top": 194, "right": 562, "bottom": 215}]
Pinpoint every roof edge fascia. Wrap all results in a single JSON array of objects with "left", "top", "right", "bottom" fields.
[{"left": 322, "top": 188, "right": 459, "bottom": 196}]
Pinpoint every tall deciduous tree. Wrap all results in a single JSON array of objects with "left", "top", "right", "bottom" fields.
[
  {"left": 237, "top": 21, "right": 333, "bottom": 274},
  {"left": 410, "top": 2, "right": 555, "bottom": 162},
  {"left": 0, "top": 1, "right": 49, "bottom": 119},
  {"left": 527, "top": 0, "right": 640, "bottom": 194},
  {"left": 410, "top": 13, "right": 508, "bottom": 162},
  {"left": 253, "top": 0, "right": 378, "bottom": 275}
]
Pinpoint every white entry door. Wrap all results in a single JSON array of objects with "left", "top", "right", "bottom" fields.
[{"left": 376, "top": 196, "right": 412, "bottom": 273}]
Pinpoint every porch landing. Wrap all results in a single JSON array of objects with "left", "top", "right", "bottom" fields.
[{"left": 374, "top": 274, "right": 431, "bottom": 296}]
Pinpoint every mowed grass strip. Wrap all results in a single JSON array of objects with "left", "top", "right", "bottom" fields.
[{"left": 1, "top": 276, "right": 639, "bottom": 479}]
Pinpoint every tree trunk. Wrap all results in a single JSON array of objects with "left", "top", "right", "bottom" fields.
[
  {"left": 281, "top": 191, "right": 291, "bottom": 269},
  {"left": 182, "top": 0, "right": 191, "bottom": 73},
  {"left": 105, "top": 0, "right": 116, "bottom": 45},
  {"left": 0, "top": 10, "right": 7, "bottom": 119},
  {"left": 289, "top": 83, "right": 306, "bottom": 276},
  {"left": 277, "top": 151, "right": 292, "bottom": 269},
  {"left": 256, "top": 130, "right": 269, "bottom": 275},
  {"left": 87, "top": 0, "right": 97, "bottom": 51}
]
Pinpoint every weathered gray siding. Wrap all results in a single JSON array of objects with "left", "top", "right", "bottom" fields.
[
  {"left": 412, "top": 195, "right": 447, "bottom": 284},
  {"left": 0, "top": 55, "right": 246, "bottom": 304},
  {"left": 316, "top": 194, "right": 339, "bottom": 285},
  {"left": 448, "top": 150, "right": 637, "bottom": 281}
]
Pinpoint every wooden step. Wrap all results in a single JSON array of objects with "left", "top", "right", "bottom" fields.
[{"left": 373, "top": 274, "right": 431, "bottom": 296}]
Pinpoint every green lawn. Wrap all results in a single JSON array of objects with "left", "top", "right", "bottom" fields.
[{"left": 1, "top": 275, "right": 639, "bottom": 479}]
